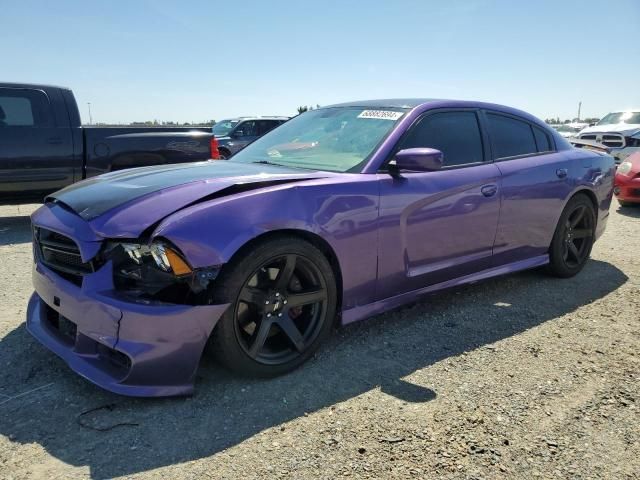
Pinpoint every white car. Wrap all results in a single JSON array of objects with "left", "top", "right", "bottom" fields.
[{"left": 578, "top": 111, "right": 640, "bottom": 163}]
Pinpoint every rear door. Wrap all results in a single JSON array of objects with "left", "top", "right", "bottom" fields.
[
  {"left": 482, "top": 111, "right": 573, "bottom": 266},
  {"left": 0, "top": 87, "right": 75, "bottom": 199},
  {"left": 257, "top": 119, "right": 281, "bottom": 136},
  {"left": 377, "top": 110, "right": 502, "bottom": 299}
]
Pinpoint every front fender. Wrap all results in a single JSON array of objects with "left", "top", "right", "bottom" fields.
[{"left": 151, "top": 178, "right": 381, "bottom": 310}]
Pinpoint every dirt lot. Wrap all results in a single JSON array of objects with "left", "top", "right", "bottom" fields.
[{"left": 0, "top": 200, "right": 638, "bottom": 480}]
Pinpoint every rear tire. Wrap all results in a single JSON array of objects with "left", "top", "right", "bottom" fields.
[
  {"left": 209, "top": 236, "right": 337, "bottom": 377},
  {"left": 547, "top": 194, "right": 596, "bottom": 278},
  {"left": 218, "top": 149, "right": 231, "bottom": 160}
]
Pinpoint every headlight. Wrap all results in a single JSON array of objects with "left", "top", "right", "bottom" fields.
[
  {"left": 120, "top": 242, "right": 192, "bottom": 275},
  {"left": 103, "top": 240, "right": 220, "bottom": 304},
  {"left": 105, "top": 241, "right": 194, "bottom": 301},
  {"left": 625, "top": 132, "right": 640, "bottom": 148},
  {"left": 617, "top": 161, "right": 633, "bottom": 175}
]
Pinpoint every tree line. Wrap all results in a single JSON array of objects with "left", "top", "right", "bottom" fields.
[{"left": 544, "top": 117, "right": 600, "bottom": 125}]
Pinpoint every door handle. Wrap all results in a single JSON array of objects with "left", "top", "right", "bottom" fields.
[
  {"left": 480, "top": 184, "right": 498, "bottom": 197},
  {"left": 556, "top": 168, "right": 568, "bottom": 178}
]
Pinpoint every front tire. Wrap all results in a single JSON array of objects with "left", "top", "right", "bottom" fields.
[
  {"left": 209, "top": 237, "right": 337, "bottom": 377},
  {"left": 547, "top": 194, "right": 596, "bottom": 278}
]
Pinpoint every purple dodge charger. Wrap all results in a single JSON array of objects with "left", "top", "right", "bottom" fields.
[{"left": 27, "top": 99, "right": 615, "bottom": 396}]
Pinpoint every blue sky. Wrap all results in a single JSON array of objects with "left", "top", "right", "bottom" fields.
[{"left": 2, "top": 0, "right": 639, "bottom": 124}]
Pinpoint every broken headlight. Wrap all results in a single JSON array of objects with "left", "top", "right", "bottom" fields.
[
  {"left": 119, "top": 242, "right": 192, "bottom": 276},
  {"left": 104, "top": 240, "right": 221, "bottom": 304},
  {"left": 105, "top": 241, "right": 199, "bottom": 303}
]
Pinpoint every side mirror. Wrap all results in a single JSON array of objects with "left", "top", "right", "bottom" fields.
[
  {"left": 589, "top": 123, "right": 596, "bottom": 127},
  {"left": 232, "top": 129, "right": 245, "bottom": 137},
  {"left": 393, "top": 148, "right": 443, "bottom": 172}
]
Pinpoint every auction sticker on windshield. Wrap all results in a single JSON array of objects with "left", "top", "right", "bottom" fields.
[{"left": 357, "top": 110, "right": 404, "bottom": 120}]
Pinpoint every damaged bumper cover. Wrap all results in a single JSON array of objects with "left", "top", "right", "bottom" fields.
[{"left": 27, "top": 260, "right": 229, "bottom": 397}]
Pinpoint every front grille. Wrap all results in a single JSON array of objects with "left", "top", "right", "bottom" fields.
[
  {"left": 579, "top": 133, "right": 625, "bottom": 148},
  {"left": 34, "top": 227, "right": 94, "bottom": 285}
]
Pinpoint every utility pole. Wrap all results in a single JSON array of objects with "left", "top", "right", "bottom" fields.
[
  {"left": 577, "top": 101, "right": 581, "bottom": 122},
  {"left": 87, "top": 102, "right": 93, "bottom": 125}
]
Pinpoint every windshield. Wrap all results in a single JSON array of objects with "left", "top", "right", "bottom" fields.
[
  {"left": 212, "top": 119, "right": 240, "bottom": 136},
  {"left": 597, "top": 112, "right": 640, "bottom": 126},
  {"left": 229, "top": 107, "right": 406, "bottom": 173}
]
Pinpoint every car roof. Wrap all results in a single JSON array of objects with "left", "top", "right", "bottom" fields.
[
  {"left": 322, "top": 98, "right": 550, "bottom": 127},
  {"left": 325, "top": 98, "right": 442, "bottom": 108},
  {"left": 221, "top": 116, "right": 290, "bottom": 121},
  {"left": 0, "top": 81, "right": 72, "bottom": 91}
]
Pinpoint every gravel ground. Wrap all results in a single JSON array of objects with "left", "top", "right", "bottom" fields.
[{"left": 0, "top": 200, "right": 638, "bottom": 480}]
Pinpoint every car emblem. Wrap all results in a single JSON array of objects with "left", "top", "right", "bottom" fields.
[{"left": 596, "top": 135, "right": 603, "bottom": 143}]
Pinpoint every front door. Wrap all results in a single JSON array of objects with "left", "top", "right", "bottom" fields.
[
  {"left": 229, "top": 120, "right": 260, "bottom": 153},
  {"left": 377, "top": 110, "right": 501, "bottom": 299}
]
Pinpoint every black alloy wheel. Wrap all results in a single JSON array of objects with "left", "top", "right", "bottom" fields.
[
  {"left": 561, "top": 204, "right": 594, "bottom": 268},
  {"left": 210, "top": 237, "right": 337, "bottom": 377},
  {"left": 234, "top": 254, "right": 328, "bottom": 365},
  {"left": 548, "top": 194, "right": 596, "bottom": 278}
]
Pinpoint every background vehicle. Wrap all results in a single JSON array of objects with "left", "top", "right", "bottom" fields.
[
  {"left": 27, "top": 99, "right": 614, "bottom": 396},
  {"left": 578, "top": 110, "right": 640, "bottom": 164},
  {"left": 212, "top": 116, "right": 289, "bottom": 158},
  {"left": 0, "top": 82, "right": 215, "bottom": 202},
  {"left": 614, "top": 152, "right": 640, "bottom": 206},
  {"left": 553, "top": 123, "right": 587, "bottom": 138}
]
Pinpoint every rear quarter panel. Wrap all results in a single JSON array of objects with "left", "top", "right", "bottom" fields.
[{"left": 492, "top": 148, "right": 614, "bottom": 267}]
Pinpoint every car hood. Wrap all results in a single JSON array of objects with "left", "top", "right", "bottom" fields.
[
  {"left": 579, "top": 124, "right": 640, "bottom": 136},
  {"left": 47, "top": 160, "right": 332, "bottom": 238}
]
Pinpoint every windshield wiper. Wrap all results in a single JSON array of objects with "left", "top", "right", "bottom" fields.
[
  {"left": 251, "top": 160, "right": 286, "bottom": 167},
  {"left": 250, "top": 159, "right": 317, "bottom": 171}
]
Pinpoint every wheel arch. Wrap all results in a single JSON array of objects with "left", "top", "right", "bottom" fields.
[
  {"left": 569, "top": 188, "right": 599, "bottom": 227},
  {"left": 548, "top": 188, "right": 599, "bottom": 252},
  {"left": 218, "top": 146, "right": 232, "bottom": 158},
  {"left": 218, "top": 229, "right": 344, "bottom": 316}
]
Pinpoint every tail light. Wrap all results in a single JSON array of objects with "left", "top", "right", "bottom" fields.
[{"left": 209, "top": 137, "right": 221, "bottom": 160}]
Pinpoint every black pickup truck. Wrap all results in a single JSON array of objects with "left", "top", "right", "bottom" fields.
[{"left": 0, "top": 82, "right": 216, "bottom": 202}]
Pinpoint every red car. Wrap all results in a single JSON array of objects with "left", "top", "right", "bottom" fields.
[{"left": 615, "top": 152, "right": 640, "bottom": 206}]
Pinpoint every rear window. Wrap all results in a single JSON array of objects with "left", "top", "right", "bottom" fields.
[
  {"left": 0, "top": 88, "right": 52, "bottom": 127},
  {"left": 486, "top": 113, "right": 537, "bottom": 159}
]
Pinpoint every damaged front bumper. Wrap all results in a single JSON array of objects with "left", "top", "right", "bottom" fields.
[{"left": 27, "top": 259, "right": 229, "bottom": 397}]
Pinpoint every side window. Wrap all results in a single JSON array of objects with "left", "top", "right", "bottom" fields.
[
  {"left": 398, "top": 111, "right": 484, "bottom": 167},
  {"left": 238, "top": 120, "right": 257, "bottom": 136},
  {"left": 532, "top": 125, "right": 552, "bottom": 153},
  {"left": 486, "top": 113, "right": 537, "bottom": 159},
  {"left": 0, "top": 88, "right": 52, "bottom": 127},
  {"left": 257, "top": 120, "right": 278, "bottom": 136}
]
